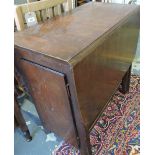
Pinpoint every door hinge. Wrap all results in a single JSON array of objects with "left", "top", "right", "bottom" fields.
[{"left": 66, "top": 83, "right": 71, "bottom": 97}]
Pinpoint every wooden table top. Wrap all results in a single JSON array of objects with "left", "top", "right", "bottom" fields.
[{"left": 14, "top": 2, "right": 139, "bottom": 62}]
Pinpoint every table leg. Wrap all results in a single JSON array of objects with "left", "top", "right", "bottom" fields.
[
  {"left": 120, "top": 65, "right": 132, "bottom": 94},
  {"left": 14, "top": 97, "right": 32, "bottom": 142}
]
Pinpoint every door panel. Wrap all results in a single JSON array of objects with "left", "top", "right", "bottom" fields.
[{"left": 19, "top": 59, "right": 78, "bottom": 147}]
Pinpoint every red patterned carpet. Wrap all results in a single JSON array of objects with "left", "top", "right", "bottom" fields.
[{"left": 54, "top": 75, "right": 140, "bottom": 155}]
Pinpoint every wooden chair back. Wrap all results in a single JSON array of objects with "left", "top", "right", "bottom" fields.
[{"left": 15, "top": 0, "right": 72, "bottom": 31}]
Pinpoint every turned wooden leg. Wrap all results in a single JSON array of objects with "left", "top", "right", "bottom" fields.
[
  {"left": 14, "top": 97, "right": 32, "bottom": 142},
  {"left": 79, "top": 135, "right": 93, "bottom": 155},
  {"left": 86, "top": 133, "right": 93, "bottom": 155},
  {"left": 23, "top": 130, "right": 32, "bottom": 142},
  {"left": 120, "top": 65, "right": 132, "bottom": 94}
]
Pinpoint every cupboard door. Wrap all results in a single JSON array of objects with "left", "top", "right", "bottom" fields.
[{"left": 19, "top": 59, "right": 78, "bottom": 147}]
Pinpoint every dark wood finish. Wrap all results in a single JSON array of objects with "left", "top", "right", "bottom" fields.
[
  {"left": 72, "top": 12, "right": 139, "bottom": 129},
  {"left": 14, "top": 3, "right": 139, "bottom": 62},
  {"left": 120, "top": 65, "right": 132, "bottom": 94},
  {"left": 14, "top": 2, "right": 140, "bottom": 154},
  {"left": 18, "top": 59, "right": 78, "bottom": 147}
]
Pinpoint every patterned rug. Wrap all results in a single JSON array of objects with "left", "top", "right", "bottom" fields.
[{"left": 54, "top": 75, "right": 140, "bottom": 155}]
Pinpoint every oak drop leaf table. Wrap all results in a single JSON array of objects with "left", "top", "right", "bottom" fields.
[{"left": 14, "top": 2, "right": 140, "bottom": 154}]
